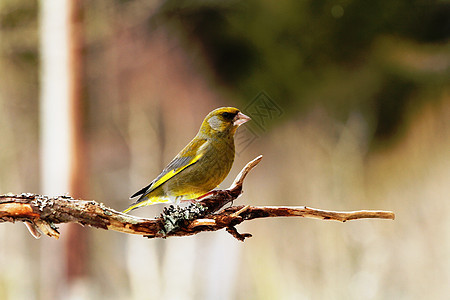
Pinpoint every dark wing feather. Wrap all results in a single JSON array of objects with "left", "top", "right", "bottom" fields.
[
  {"left": 130, "top": 155, "right": 197, "bottom": 200},
  {"left": 130, "top": 181, "right": 154, "bottom": 199},
  {"left": 129, "top": 138, "right": 207, "bottom": 206}
]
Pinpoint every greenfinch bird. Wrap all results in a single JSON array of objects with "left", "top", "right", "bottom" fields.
[{"left": 124, "top": 107, "right": 251, "bottom": 213}]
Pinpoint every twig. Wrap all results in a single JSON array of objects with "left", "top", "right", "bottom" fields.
[{"left": 0, "top": 155, "right": 395, "bottom": 241}]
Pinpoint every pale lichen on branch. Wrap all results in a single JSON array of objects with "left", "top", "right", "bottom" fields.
[{"left": 0, "top": 155, "right": 395, "bottom": 241}]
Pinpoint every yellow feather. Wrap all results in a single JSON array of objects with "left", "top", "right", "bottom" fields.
[
  {"left": 123, "top": 197, "right": 171, "bottom": 213},
  {"left": 125, "top": 107, "right": 250, "bottom": 213},
  {"left": 147, "top": 153, "right": 203, "bottom": 194}
]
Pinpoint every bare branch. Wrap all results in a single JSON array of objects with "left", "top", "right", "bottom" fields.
[{"left": 0, "top": 155, "right": 395, "bottom": 241}]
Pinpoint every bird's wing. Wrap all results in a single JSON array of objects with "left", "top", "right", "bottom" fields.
[{"left": 130, "top": 138, "right": 207, "bottom": 200}]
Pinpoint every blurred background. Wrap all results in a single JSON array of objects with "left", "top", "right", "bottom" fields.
[{"left": 0, "top": 0, "right": 449, "bottom": 299}]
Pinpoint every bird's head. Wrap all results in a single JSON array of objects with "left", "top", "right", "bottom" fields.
[{"left": 199, "top": 107, "right": 251, "bottom": 137}]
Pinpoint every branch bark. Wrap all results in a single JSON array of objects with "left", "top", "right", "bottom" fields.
[{"left": 0, "top": 155, "right": 395, "bottom": 241}]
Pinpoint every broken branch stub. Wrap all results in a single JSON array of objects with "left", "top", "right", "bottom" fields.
[{"left": 0, "top": 155, "right": 395, "bottom": 241}]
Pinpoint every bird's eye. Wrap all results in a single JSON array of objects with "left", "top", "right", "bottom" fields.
[{"left": 221, "top": 112, "right": 235, "bottom": 120}]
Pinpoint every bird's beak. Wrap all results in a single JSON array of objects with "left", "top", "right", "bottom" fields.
[{"left": 233, "top": 112, "right": 251, "bottom": 126}]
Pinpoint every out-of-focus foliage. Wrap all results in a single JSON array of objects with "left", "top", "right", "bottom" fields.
[{"left": 158, "top": 0, "right": 449, "bottom": 144}]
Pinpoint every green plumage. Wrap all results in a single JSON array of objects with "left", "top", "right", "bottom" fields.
[{"left": 124, "top": 107, "right": 250, "bottom": 213}]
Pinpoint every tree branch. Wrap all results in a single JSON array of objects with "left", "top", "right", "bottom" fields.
[{"left": 0, "top": 155, "right": 395, "bottom": 241}]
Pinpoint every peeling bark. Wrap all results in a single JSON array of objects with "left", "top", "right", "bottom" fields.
[{"left": 0, "top": 156, "right": 395, "bottom": 241}]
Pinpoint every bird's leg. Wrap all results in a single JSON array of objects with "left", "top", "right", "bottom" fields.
[
  {"left": 195, "top": 191, "right": 218, "bottom": 200},
  {"left": 179, "top": 192, "right": 216, "bottom": 204},
  {"left": 179, "top": 199, "right": 197, "bottom": 204}
]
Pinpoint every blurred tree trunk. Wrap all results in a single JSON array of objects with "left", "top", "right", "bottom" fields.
[
  {"left": 39, "top": 0, "right": 88, "bottom": 298},
  {"left": 66, "top": 0, "right": 88, "bottom": 286}
]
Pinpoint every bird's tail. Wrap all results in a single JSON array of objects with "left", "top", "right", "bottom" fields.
[{"left": 123, "top": 197, "right": 171, "bottom": 214}]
